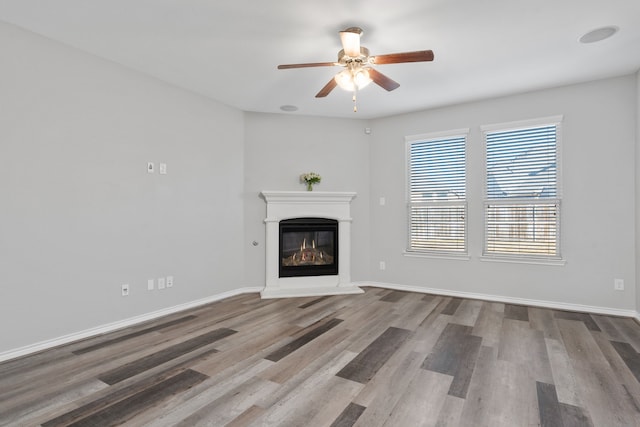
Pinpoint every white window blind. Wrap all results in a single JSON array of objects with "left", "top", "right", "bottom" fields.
[
  {"left": 407, "top": 133, "right": 467, "bottom": 253},
  {"left": 483, "top": 120, "right": 561, "bottom": 258}
]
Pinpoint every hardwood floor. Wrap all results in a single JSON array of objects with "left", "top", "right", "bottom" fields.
[{"left": 1, "top": 288, "right": 640, "bottom": 426}]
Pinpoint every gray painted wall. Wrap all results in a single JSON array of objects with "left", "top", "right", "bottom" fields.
[
  {"left": 0, "top": 22, "right": 245, "bottom": 353},
  {"left": 368, "top": 76, "right": 637, "bottom": 311},
  {"left": 243, "top": 113, "right": 372, "bottom": 288}
]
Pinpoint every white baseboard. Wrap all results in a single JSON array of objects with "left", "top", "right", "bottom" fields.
[
  {"left": 0, "top": 287, "right": 263, "bottom": 363},
  {"left": 356, "top": 281, "right": 639, "bottom": 318}
]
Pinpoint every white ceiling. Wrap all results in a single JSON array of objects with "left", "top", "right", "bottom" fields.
[{"left": 1, "top": 0, "right": 639, "bottom": 119}]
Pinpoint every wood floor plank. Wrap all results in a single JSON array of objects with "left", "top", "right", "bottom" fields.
[
  {"left": 441, "top": 297, "right": 463, "bottom": 315},
  {"left": 298, "top": 295, "right": 331, "bottom": 308},
  {"left": 98, "top": 328, "right": 236, "bottom": 385},
  {"left": 44, "top": 369, "right": 208, "bottom": 427},
  {"left": 608, "top": 317, "right": 640, "bottom": 352},
  {"left": 556, "top": 319, "right": 609, "bottom": 366},
  {"left": 559, "top": 403, "right": 595, "bottom": 427},
  {"left": 380, "top": 290, "right": 408, "bottom": 303},
  {"left": 336, "top": 326, "right": 412, "bottom": 384},
  {"left": 225, "top": 405, "right": 266, "bottom": 427},
  {"left": 554, "top": 310, "right": 601, "bottom": 332},
  {"left": 536, "top": 381, "right": 565, "bottom": 427},
  {"left": 351, "top": 350, "right": 425, "bottom": 426},
  {"left": 434, "top": 395, "right": 465, "bottom": 427},
  {"left": 388, "top": 295, "right": 439, "bottom": 331},
  {"left": 259, "top": 323, "right": 353, "bottom": 384},
  {"left": 610, "top": 341, "right": 640, "bottom": 382},
  {"left": 382, "top": 368, "right": 452, "bottom": 427},
  {"left": 72, "top": 315, "right": 198, "bottom": 355},
  {"left": 140, "top": 359, "right": 275, "bottom": 427},
  {"left": 472, "top": 302, "right": 504, "bottom": 348},
  {"left": 545, "top": 337, "right": 583, "bottom": 407},
  {"left": 459, "top": 345, "right": 540, "bottom": 426},
  {"left": 504, "top": 304, "right": 529, "bottom": 322},
  {"left": 168, "top": 375, "right": 279, "bottom": 426},
  {"left": 255, "top": 351, "right": 363, "bottom": 427},
  {"left": 421, "top": 323, "right": 482, "bottom": 398},
  {"left": 497, "top": 318, "right": 554, "bottom": 384},
  {"left": 450, "top": 298, "right": 483, "bottom": 327},
  {"left": 589, "top": 333, "right": 640, "bottom": 413},
  {"left": 529, "top": 307, "right": 562, "bottom": 341},
  {"left": 264, "top": 317, "right": 343, "bottom": 362},
  {"left": 571, "top": 361, "right": 639, "bottom": 426},
  {"left": 330, "top": 402, "right": 366, "bottom": 427}
]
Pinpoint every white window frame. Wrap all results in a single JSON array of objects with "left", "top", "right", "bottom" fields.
[
  {"left": 405, "top": 129, "right": 469, "bottom": 259},
  {"left": 480, "top": 116, "right": 565, "bottom": 265}
]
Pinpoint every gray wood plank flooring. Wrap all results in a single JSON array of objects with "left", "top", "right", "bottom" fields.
[{"left": 1, "top": 288, "right": 639, "bottom": 426}]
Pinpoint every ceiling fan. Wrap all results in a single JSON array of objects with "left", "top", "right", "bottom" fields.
[{"left": 277, "top": 27, "right": 434, "bottom": 111}]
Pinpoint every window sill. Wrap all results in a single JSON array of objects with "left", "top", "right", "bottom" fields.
[
  {"left": 403, "top": 251, "right": 470, "bottom": 261},
  {"left": 479, "top": 255, "right": 566, "bottom": 266}
]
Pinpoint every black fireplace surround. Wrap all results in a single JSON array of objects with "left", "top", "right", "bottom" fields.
[{"left": 279, "top": 217, "right": 338, "bottom": 278}]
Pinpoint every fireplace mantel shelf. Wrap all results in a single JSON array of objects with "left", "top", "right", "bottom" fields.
[{"left": 260, "top": 190, "right": 363, "bottom": 299}]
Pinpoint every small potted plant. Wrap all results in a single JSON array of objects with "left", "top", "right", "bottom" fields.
[{"left": 300, "top": 172, "right": 321, "bottom": 191}]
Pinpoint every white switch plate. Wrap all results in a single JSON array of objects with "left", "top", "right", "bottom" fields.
[
  {"left": 147, "top": 279, "right": 154, "bottom": 291},
  {"left": 122, "top": 284, "right": 129, "bottom": 296},
  {"left": 147, "top": 162, "right": 154, "bottom": 173},
  {"left": 379, "top": 197, "right": 386, "bottom": 206},
  {"left": 379, "top": 261, "right": 386, "bottom": 270},
  {"left": 614, "top": 278, "right": 624, "bottom": 291},
  {"left": 158, "top": 277, "right": 166, "bottom": 289},
  {"left": 166, "top": 276, "right": 173, "bottom": 288},
  {"left": 159, "top": 163, "right": 167, "bottom": 174}
]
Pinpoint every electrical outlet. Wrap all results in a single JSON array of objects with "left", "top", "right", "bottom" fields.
[
  {"left": 121, "top": 284, "right": 129, "bottom": 296},
  {"left": 379, "top": 261, "right": 386, "bottom": 271},
  {"left": 158, "top": 277, "right": 166, "bottom": 289},
  {"left": 147, "top": 279, "right": 154, "bottom": 291},
  {"left": 159, "top": 163, "right": 167, "bottom": 175},
  {"left": 614, "top": 279, "right": 624, "bottom": 291},
  {"left": 379, "top": 197, "right": 386, "bottom": 206},
  {"left": 166, "top": 276, "right": 173, "bottom": 288}
]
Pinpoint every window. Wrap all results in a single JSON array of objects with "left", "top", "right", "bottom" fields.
[
  {"left": 406, "top": 130, "right": 468, "bottom": 254},
  {"left": 482, "top": 116, "right": 562, "bottom": 260}
]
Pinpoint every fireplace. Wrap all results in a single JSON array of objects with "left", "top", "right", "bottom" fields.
[
  {"left": 260, "top": 191, "right": 363, "bottom": 299},
  {"left": 279, "top": 218, "right": 338, "bottom": 278}
]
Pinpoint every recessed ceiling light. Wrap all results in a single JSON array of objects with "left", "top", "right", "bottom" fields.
[
  {"left": 280, "top": 105, "right": 299, "bottom": 112},
  {"left": 579, "top": 26, "right": 619, "bottom": 44}
]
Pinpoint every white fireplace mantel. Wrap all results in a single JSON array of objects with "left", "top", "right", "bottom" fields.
[{"left": 260, "top": 191, "right": 364, "bottom": 299}]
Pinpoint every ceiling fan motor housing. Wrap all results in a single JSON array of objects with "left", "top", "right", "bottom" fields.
[{"left": 337, "top": 47, "right": 370, "bottom": 66}]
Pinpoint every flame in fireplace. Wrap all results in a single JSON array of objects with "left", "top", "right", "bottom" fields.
[{"left": 282, "top": 237, "right": 333, "bottom": 267}]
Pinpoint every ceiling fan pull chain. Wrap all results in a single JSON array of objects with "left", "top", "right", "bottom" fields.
[{"left": 353, "top": 85, "right": 358, "bottom": 112}]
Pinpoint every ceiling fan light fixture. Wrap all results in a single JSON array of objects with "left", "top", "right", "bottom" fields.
[
  {"left": 354, "top": 68, "right": 372, "bottom": 89},
  {"left": 334, "top": 67, "right": 372, "bottom": 91},
  {"left": 335, "top": 69, "right": 355, "bottom": 91}
]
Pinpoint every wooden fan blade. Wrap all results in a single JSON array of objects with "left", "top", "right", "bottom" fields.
[
  {"left": 371, "top": 50, "right": 434, "bottom": 65},
  {"left": 315, "top": 78, "right": 338, "bottom": 98},
  {"left": 368, "top": 68, "right": 400, "bottom": 91},
  {"left": 278, "top": 62, "right": 337, "bottom": 69}
]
